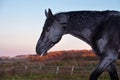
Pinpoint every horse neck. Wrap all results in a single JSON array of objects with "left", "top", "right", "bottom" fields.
[
  {"left": 65, "top": 19, "right": 102, "bottom": 45},
  {"left": 61, "top": 12, "right": 105, "bottom": 45},
  {"left": 68, "top": 27, "right": 94, "bottom": 45}
]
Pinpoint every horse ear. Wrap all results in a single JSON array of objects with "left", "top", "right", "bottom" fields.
[
  {"left": 45, "top": 9, "right": 48, "bottom": 17},
  {"left": 48, "top": 9, "right": 53, "bottom": 17},
  {"left": 45, "top": 8, "right": 53, "bottom": 18}
]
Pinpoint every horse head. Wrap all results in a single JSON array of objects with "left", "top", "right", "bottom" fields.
[{"left": 36, "top": 9, "right": 68, "bottom": 56}]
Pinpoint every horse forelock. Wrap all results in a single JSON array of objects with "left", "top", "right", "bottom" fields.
[{"left": 43, "top": 17, "right": 55, "bottom": 30}]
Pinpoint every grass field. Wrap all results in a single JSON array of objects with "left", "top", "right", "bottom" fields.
[
  {"left": 0, "top": 50, "right": 120, "bottom": 80},
  {"left": 0, "top": 60, "right": 120, "bottom": 80}
]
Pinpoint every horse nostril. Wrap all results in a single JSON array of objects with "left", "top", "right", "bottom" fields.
[{"left": 51, "top": 43, "right": 54, "bottom": 46}]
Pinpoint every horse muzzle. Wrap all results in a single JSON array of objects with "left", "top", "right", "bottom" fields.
[{"left": 36, "top": 40, "right": 55, "bottom": 56}]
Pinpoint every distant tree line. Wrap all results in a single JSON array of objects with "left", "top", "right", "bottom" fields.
[{"left": 29, "top": 50, "right": 98, "bottom": 62}]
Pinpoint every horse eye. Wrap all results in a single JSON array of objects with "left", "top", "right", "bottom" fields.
[{"left": 46, "top": 27, "right": 51, "bottom": 32}]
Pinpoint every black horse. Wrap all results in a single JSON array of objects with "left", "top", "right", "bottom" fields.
[{"left": 36, "top": 9, "right": 120, "bottom": 80}]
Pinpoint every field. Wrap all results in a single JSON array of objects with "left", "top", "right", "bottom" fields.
[{"left": 0, "top": 50, "right": 120, "bottom": 80}]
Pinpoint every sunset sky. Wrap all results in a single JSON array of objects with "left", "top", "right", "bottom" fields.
[{"left": 0, "top": 0, "right": 120, "bottom": 57}]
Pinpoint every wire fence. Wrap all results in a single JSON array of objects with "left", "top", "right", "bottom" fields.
[{"left": 0, "top": 65, "right": 120, "bottom": 80}]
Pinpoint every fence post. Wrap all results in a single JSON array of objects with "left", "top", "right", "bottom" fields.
[
  {"left": 71, "top": 66, "right": 74, "bottom": 75},
  {"left": 24, "top": 65, "right": 27, "bottom": 70},
  {"left": 56, "top": 66, "right": 59, "bottom": 74},
  {"left": 40, "top": 65, "right": 42, "bottom": 70},
  {"left": 11, "top": 66, "right": 15, "bottom": 75}
]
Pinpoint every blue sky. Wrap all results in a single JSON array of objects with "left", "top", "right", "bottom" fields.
[{"left": 0, "top": 0, "right": 120, "bottom": 57}]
